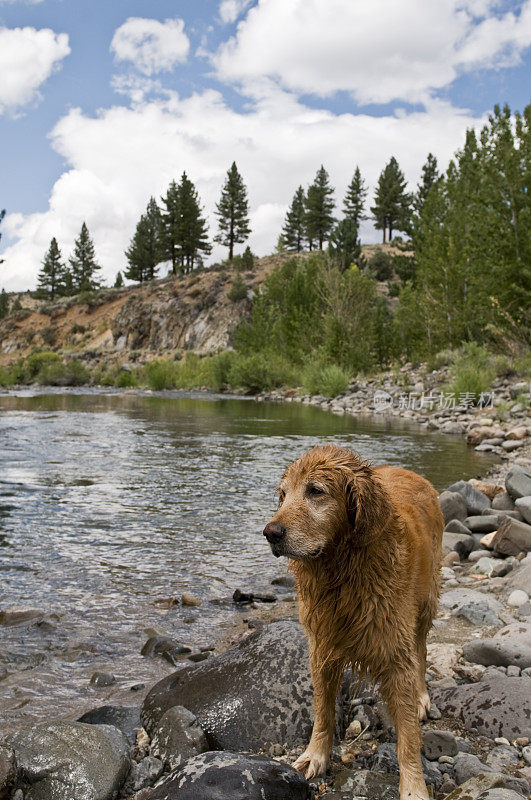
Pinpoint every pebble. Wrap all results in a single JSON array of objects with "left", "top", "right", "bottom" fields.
[
  {"left": 494, "top": 737, "right": 511, "bottom": 745},
  {"left": 89, "top": 671, "right": 116, "bottom": 687},
  {"left": 181, "top": 592, "right": 201, "bottom": 607},
  {"left": 522, "top": 745, "right": 531, "bottom": 765},
  {"left": 508, "top": 589, "right": 529, "bottom": 607},
  {"left": 346, "top": 719, "right": 362, "bottom": 739}
]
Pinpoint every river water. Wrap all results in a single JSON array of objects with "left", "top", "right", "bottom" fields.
[{"left": 0, "top": 389, "right": 495, "bottom": 731}]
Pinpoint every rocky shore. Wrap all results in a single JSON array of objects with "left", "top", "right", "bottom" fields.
[{"left": 1, "top": 370, "right": 530, "bottom": 800}]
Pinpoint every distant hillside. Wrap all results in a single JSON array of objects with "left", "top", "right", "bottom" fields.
[{"left": 0, "top": 245, "right": 400, "bottom": 367}]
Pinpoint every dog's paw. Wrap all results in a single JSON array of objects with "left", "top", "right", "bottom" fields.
[
  {"left": 417, "top": 690, "right": 431, "bottom": 722},
  {"left": 292, "top": 748, "right": 329, "bottom": 779}
]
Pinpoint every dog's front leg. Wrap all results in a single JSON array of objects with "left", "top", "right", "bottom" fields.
[
  {"left": 293, "top": 646, "right": 343, "bottom": 780},
  {"left": 379, "top": 663, "right": 429, "bottom": 800}
]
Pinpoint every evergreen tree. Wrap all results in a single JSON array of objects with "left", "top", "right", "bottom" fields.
[
  {"left": 114, "top": 271, "right": 124, "bottom": 288},
  {"left": 415, "top": 153, "right": 439, "bottom": 213},
  {"left": 215, "top": 162, "right": 251, "bottom": 260},
  {"left": 305, "top": 165, "right": 335, "bottom": 250},
  {"left": 371, "top": 157, "right": 412, "bottom": 243},
  {"left": 177, "top": 172, "right": 211, "bottom": 272},
  {"left": 160, "top": 180, "right": 181, "bottom": 274},
  {"left": 0, "top": 209, "right": 5, "bottom": 265},
  {"left": 328, "top": 218, "right": 361, "bottom": 272},
  {"left": 282, "top": 186, "right": 306, "bottom": 252},
  {"left": 343, "top": 166, "right": 368, "bottom": 227},
  {"left": 0, "top": 288, "right": 9, "bottom": 319},
  {"left": 125, "top": 197, "right": 162, "bottom": 282},
  {"left": 38, "top": 237, "right": 66, "bottom": 299},
  {"left": 69, "top": 222, "right": 102, "bottom": 292}
]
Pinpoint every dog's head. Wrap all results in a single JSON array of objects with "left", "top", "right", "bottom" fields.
[{"left": 263, "top": 444, "right": 392, "bottom": 559}]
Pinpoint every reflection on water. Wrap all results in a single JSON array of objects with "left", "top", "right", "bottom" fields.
[{"left": 0, "top": 389, "right": 495, "bottom": 730}]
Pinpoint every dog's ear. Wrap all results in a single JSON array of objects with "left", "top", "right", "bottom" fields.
[{"left": 345, "top": 466, "right": 393, "bottom": 546}]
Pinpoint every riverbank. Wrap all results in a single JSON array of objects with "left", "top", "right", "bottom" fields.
[{"left": 0, "top": 387, "right": 530, "bottom": 800}]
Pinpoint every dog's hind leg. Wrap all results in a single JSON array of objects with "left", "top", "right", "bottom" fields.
[
  {"left": 415, "top": 595, "right": 438, "bottom": 721},
  {"left": 293, "top": 645, "right": 343, "bottom": 780},
  {"left": 379, "top": 659, "right": 429, "bottom": 800}
]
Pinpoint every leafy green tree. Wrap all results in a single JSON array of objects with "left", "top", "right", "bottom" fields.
[
  {"left": 69, "top": 222, "right": 102, "bottom": 292},
  {"left": 305, "top": 165, "right": 335, "bottom": 250},
  {"left": 114, "top": 271, "right": 124, "bottom": 288},
  {"left": 321, "top": 266, "right": 376, "bottom": 372},
  {"left": 343, "top": 166, "right": 368, "bottom": 227},
  {"left": 215, "top": 162, "right": 251, "bottom": 260},
  {"left": 125, "top": 197, "right": 162, "bottom": 282},
  {"left": 38, "top": 237, "right": 67, "bottom": 299},
  {"left": 328, "top": 218, "right": 361, "bottom": 272},
  {"left": 371, "top": 157, "right": 412, "bottom": 242},
  {"left": 415, "top": 153, "right": 439, "bottom": 214},
  {"left": 0, "top": 288, "right": 9, "bottom": 319},
  {"left": 282, "top": 186, "right": 306, "bottom": 252}
]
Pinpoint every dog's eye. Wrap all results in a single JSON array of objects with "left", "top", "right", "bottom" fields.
[{"left": 307, "top": 485, "right": 325, "bottom": 497}]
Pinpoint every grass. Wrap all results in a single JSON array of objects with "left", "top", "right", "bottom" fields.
[{"left": 303, "top": 361, "right": 350, "bottom": 397}]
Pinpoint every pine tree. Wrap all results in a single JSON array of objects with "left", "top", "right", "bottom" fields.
[
  {"left": 0, "top": 288, "right": 9, "bottom": 319},
  {"left": 125, "top": 197, "right": 162, "bottom": 283},
  {"left": 69, "top": 222, "right": 102, "bottom": 292},
  {"left": 371, "top": 157, "right": 412, "bottom": 243},
  {"left": 215, "top": 162, "right": 251, "bottom": 260},
  {"left": 282, "top": 186, "right": 306, "bottom": 252},
  {"left": 305, "top": 165, "right": 335, "bottom": 249},
  {"left": 328, "top": 218, "right": 361, "bottom": 272},
  {"left": 160, "top": 180, "right": 181, "bottom": 274},
  {"left": 38, "top": 237, "right": 66, "bottom": 299},
  {"left": 415, "top": 153, "right": 439, "bottom": 213},
  {"left": 177, "top": 172, "right": 211, "bottom": 272},
  {"left": 343, "top": 166, "right": 368, "bottom": 228}
]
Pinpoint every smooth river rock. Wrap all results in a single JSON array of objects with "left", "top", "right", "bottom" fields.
[
  {"left": 1, "top": 722, "right": 130, "bottom": 800},
  {"left": 142, "top": 620, "right": 326, "bottom": 751},
  {"left": 506, "top": 466, "right": 531, "bottom": 500},
  {"left": 77, "top": 704, "right": 141, "bottom": 745},
  {"left": 439, "top": 492, "right": 468, "bottom": 523},
  {"left": 150, "top": 706, "right": 208, "bottom": 769},
  {"left": 431, "top": 678, "right": 531, "bottom": 739},
  {"left": 462, "top": 639, "right": 531, "bottom": 669},
  {"left": 146, "top": 752, "right": 313, "bottom": 800},
  {"left": 446, "top": 481, "right": 491, "bottom": 515}
]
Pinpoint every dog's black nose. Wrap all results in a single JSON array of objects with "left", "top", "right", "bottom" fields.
[{"left": 263, "top": 521, "right": 286, "bottom": 544}]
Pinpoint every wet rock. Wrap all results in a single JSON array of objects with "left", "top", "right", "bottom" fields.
[
  {"left": 123, "top": 756, "right": 163, "bottom": 794},
  {"left": 506, "top": 466, "right": 531, "bottom": 500},
  {"left": 271, "top": 575, "right": 296, "bottom": 589},
  {"left": 90, "top": 671, "right": 116, "bottom": 687},
  {"left": 150, "top": 706, "right": 208, "bottom": 769},
  {"left": 181, "top": 593, "right": 201, "bottom": 607},
  {"left": 142, "top": 620, "right": 325, "bottom": 751},
  {"left": 446, "top": 481, "right": 492, "bottom": 515},
  {"left": 440, "top": 492, "right": 468, "bottom": 523},
  {"left": 508, "top": 590, "right": 530, "bottom": 607},
  {"left": 443, "top": 531, "right": 475, "bottom": 559},
  {"left": 77, "top": 705, "right": 141, "bottom": 745},
  {"left": 371, "top": 743, "right": 442, "bottom": 787},
  {"left": 492, "top": 518, "right": 531, "bottom": 556},
  {"left": 454, "top": 753, "right": 494, "bottom": 783},
  {"left": 2, "top": 721, "right": 130, "bottom": 800},
  {"left": 0, "top": 745, "right": 16, "bottom": 800},
  {"left": 141, "top": 635, "right": 192, "bottom": 665},
  {"left": 423, "top": 730, "right": 459, "bottom": 759},
  {"left": 486, "top": 745, "right": 519, "bottom": 771},
  {"left": 515, "top": 497, "right": 531, "bottom": 525},
  {"left": 0, "top": 607, "right": 44, "bottom": 626},
  {"left": 477, "top": 791, "right": 529, "bottom": 800},
  {"left": 431, "top": 678, "right": 531, "bottom": 739},
  {"left": 233, "top": 589, "right": 276, "bottom": 603},
  {"left": 462, "top": 638, "right": 531, "bottom": 669},
  {"left": 334, "top": 768, "right": 400, "bottom": 799},
  {"left": 147, "top": 752, "right": 313, "bottom": 800}
]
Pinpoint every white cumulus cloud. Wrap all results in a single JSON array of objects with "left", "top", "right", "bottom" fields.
[
  {"left": 1, "top": 86, "right": 487, "bottom": 291},
  {"left": 219, "top": 0, "right": 253, "bottom": 24},
  {"left": 110, "top": 17, "right": 190, "bottom": 76},
  {"left": 214, "top": 0, "right": 531, "bottom": 104},
  {"left": 0, "top": 26, "right": 70, "bottom": 115}
]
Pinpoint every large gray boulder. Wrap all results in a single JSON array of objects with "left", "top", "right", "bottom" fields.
[
  {"left": 446, "top": 481, "right": 491, "bottom": 515},
  {"left": 462, "top": 638, "right": 531, "bottom": 669},
  {"left": 506, "top": 466, "right": 531, "bottom": 500},
  {"left": 440, "top": 588, "right": 503, "bottom": 617},
  {"left": 431, "top": 678, "right": 531, "bottom": 739},
  {"left": 1, "top": 722, "right": 130, "bottom": 800},
  {"left": 77, "top": 704, "right": 141, "bottom": 745},
  {"left": 150, "top": 706, "right": 209, "bottom": 769},
  {"left": 492, "top": 518, "right": 531, "bottom": 556},
  {"left": 142, "top": 621, "right": 330, "bottom": 751},
  {"left": 439, "top": 491, "right": 468, "bottom": 523},
  {"left": 515, "top": 497, "right": 531, "bottom": 524},
  {"left": 0, "top": 745, "right": 16, "bottom": 800},
  {"left": 505, "top": 561, "right": 531, "bottom": 594},
  {"left": 146, "top": 752, "right": 313, "bottom": 800}
]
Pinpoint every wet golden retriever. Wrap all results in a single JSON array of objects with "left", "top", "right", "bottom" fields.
[{"left": 263, "top": 445, "right": 443, "bottom": 800}]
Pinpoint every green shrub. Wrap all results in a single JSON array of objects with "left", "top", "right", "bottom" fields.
[
  {"left": 25, "top": 351, "right": 62, "bottom": 379},
  {"left": 227, "top": 352, "right": 299, "bottom": 393},
  {"left": 426, "top": 348, "right": 459, "bottom": 371},
  {"left": 228, "top": 274, "right": 248, "bottom": 302},
  {"left": 144, "top": 359, "right": 177, "bottom": 390},
  {"left": 449, "top": 367, "right": 493, "bottom": 401},
  {"left": 368, "top": 251, "right": 393, "bottom": 281},
  {"left": 208, "top": 351, "right": 237, "bottom": 391},
  {"left": 36, "top": 359, "right": 90, "bottom": 386},
  {"left": 303, "top": 361, "right": 350, "bottom": 397},
  {"left": 41, "top": 326, "right": 58, "bottom": 347},
  {"left": 115, "top": 369, "right": 138, "bottom": 388}
]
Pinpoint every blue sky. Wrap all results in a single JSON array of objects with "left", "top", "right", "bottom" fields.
[{"left": 1, "top": 0, "right": 530, "bottom": 290}]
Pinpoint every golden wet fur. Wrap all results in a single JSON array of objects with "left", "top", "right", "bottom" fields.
[{"left": 263, "top": 445, "right": 443, "bottom": 800}]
